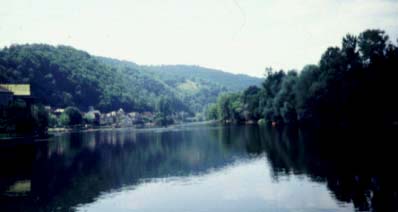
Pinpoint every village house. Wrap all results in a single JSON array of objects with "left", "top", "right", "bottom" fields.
[
  {"left": 0, "top": 84, "right": 36, "bottom": 134},
  {"left": 0, "top": 84, "right": 34, "bottom": 107},
  {"left": 54, "top": 108, "right": 65, "bottom": 116},
  {"left": 128, "top": 112, "right": 144, "bottom": 124}
]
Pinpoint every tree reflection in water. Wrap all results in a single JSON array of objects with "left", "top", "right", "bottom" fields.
[
  {"left": 0, "top": 125, "right": 397, "bottom": 212},
  {"left": 257, "top": 126, "right": 398, "bottom": 212}
]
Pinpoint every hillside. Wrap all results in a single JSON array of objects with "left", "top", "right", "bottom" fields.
[
  {"left": 0, "top": 44, "right": 186, "bottom": 112},
  {"left": 96, "top": 58, "right": 262, "bottom": 92},
  {"left": 0, "top": 44, "right": 261, "bottom": 113},
  {"left": 143, "top": 65, "right": 262, "bottom": 92},
  {"left": 98, "top": 58, "right": 262, "bottom": 111}
]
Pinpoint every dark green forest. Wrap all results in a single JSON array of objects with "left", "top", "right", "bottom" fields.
[
  {"left": 0, "top": 45, "right": 260, "bottom": 113},
  {"left": 97, "top": 58, "right": 262, "bottom": 112},
  {"left": 206, "top": 29, "right": 398, "bottom": 128}
]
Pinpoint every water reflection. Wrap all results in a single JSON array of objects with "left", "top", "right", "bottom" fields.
[
  {"left": 0, "top": 125, "right": 396, "bottom": 211},
  {"left": 259, "top": 126, "right": 398, "bottom": 212}
]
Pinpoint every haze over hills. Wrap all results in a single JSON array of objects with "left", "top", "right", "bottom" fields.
[{"left": 0, "top": 44, "right": 262, "bottom": 113}]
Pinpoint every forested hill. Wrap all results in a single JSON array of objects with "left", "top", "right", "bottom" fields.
[
  {"left": 97, "top": 57, "right": 262, "bottom": 111},
  {"left": 96, "top": 58, "right": 262, "bottom": 91},
  {"left": 142, "top": 65, "right": 262, "bottom": 92},
  {"left": 0, "top": 44, "right": 261, "bottom": 113}
]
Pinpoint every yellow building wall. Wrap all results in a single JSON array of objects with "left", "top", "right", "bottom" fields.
[{"left": 0, "top": 84, "right": 31, "bottom": 96}]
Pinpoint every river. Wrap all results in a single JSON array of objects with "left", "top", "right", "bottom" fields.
[{"left": 0, "top": 124, "right": 397, "bottom": 211}]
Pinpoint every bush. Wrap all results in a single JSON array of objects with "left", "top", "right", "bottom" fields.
[
  {"left": 83, "top": 113, "right": 95, "bottom": 124},
  {"left": 60, "top": 107, "right": 82, "bottom": 126},
  {"left": 257, "top": 119, "right": 266, "bottom": 125}
]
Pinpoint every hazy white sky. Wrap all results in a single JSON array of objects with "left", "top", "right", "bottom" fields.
[{"left": 1, "top": 0, "right": 397, "bottom": 77}]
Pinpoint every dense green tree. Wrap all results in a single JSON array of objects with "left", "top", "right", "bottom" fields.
[
  {"left": 31, "top": 104, "right": 49, "bottom": 136},
  {"left": 294, "top": 65, "right": 322, "bottom": 124},
  {"left": 61, "top": 107, "right": 83, "bottom": 126},
  {"left": 214, "top": 93, "right": 244, "bottom": 123},
  {"left": 260, "top": 70, "right": 286, "bottom": 123},
  {"left": 216, "top": 94, "right": 232, "bottom": 122},
  {"left": 358, "top": 29, "right": 389, "bottom": 64},
  {"left": 208, "top": 29, "right": 398, "bottom": 128},
  {"left": 59, "top": 113, "right": 70, "bottom": 127},
  {"left": 241, "top": 86, "right": 261, "bottom": 121},
  {"left": 83, "top": 113, "right": 95, "bottom": 125},
  {"left": 48, "top": 114, "right": 58, "bottom": 128},
  {"left": 156, "top": 97, "right": 173, "bottom": 116},
  {"left": 274, "top": 71, "right": 298, "bottom": 124},
  {"left": 205, "top": 103, "right": 218, "bottom": 120}
]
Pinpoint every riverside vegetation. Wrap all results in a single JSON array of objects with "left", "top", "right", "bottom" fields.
[
  {"left": 0, "top": 43, "right": 260, "bottom": 136},
  {"left": 206, "top": 29, "right": 398, "bottom": 128},
  {"left": 1, "top": 29, "right": 397, "bottom": 137}
]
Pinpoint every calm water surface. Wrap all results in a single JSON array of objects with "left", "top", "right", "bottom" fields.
[{"left": 0, "top": 124, "right": 397, "bottom": 211}]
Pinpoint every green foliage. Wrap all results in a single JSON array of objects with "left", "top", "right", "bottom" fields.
[
  {"left": 205, "top": 103, "right": 218, "bottom": 120},
  {"left": 83, "top": 113, "right": 95, "bottom": 124},
  {"left": 144, "top": 65, "right": 262, "bottom": 92},
  {"left": 358, "top": 29, "right": 389, "bottom": 63},
  {"left": 260, "top": 70, "right": 286, "bottom": 123},
  {"left": 216, "top": 93, "right": 244, "bottom": 123},
  {"left": 31, "top": 104, "right": 49, "bottom": 135},
  {"left": 257, "top": 119, "right": 266, "bottom": 125},
  {"left": 241, "top": 86, "right": 261, "bottom": 121},
  {"left": 154, "top": 114, "right": 174, "bottom": 127},
  {"left": 98, "top": 58, "right": 262, "bottom": 113},
  {"left": 208, "top": 29, "right": 398, "bottom": 127},
  {"left": 274, "top": 72, "right": 298, "bottom": 124},
  {"left": 48, "top": 114, "right": 58, "bottom": 128},
  {"left": 177, "top": 80, "right": 200, "bottom": 94},
  {"left": 156, "top": 97, "right": 173, "bottom": 116},
  {"left": 63, "top": 107, "right": 83, "bottom": 126},
  {"left": 57, "top": 107, "right": 83, "bottom": 127},
  {"left": 0, "top": 45, "right": 188, "bottom": 113},
  {"left": 0, "top": 45, "right": 261, "bottom": 115},
  {"left": 59, "top": 113, "right": 70, "bottom": 126}
]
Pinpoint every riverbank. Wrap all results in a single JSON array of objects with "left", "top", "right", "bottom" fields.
[{"left": 48, "top": 120, "right": 218, "bottom": 135}]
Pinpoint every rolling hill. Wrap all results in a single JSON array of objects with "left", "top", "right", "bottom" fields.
[{"left": 0, "top": 44, "right": 262, "bottom": 113}]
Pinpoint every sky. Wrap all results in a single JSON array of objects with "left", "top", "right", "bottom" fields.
[{"left": 0, "top": 0, "right": 397, "bottom": 77}]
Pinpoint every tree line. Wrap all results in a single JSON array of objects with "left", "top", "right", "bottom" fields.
[
  {"left": 0, "top": 44, "right": 192, "bottom": 113},
  {"left": 0, "top": 44, "right": 259, "bottom": 115},
  {"left": 206, "top": 29, "right": 398, "bottom": 128}
]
